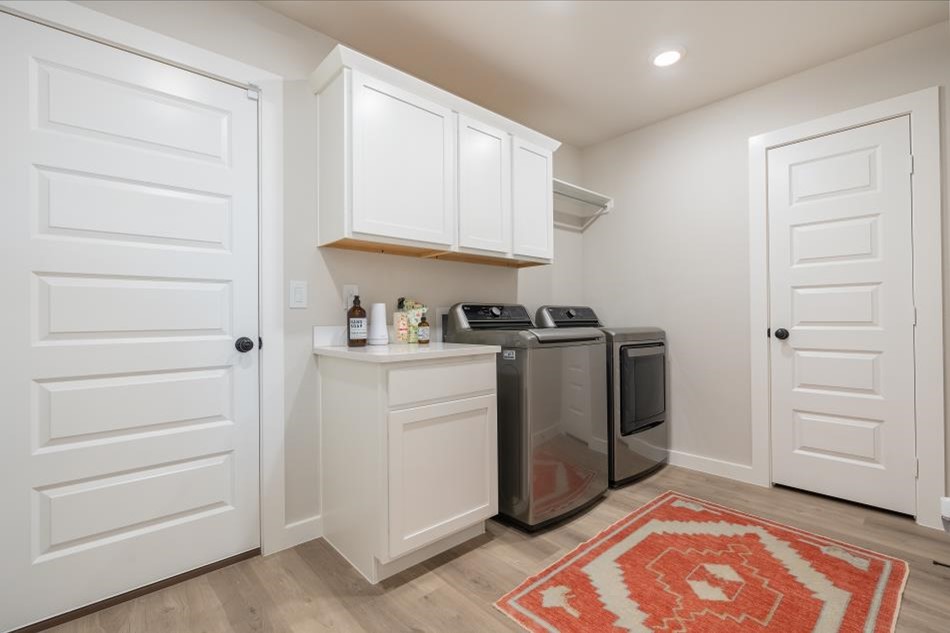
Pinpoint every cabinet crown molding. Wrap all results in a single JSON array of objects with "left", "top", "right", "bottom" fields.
[{"left": 310, "top": 44, "right": 560, "bottom": 153}]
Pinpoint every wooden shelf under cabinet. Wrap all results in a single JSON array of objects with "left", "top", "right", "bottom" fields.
[{"left": 322, "top": 238, "right": 548, "bottom": 268}]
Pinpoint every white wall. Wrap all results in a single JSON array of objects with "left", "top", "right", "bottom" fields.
[
  {"left": 517, "top": 142, "right": 586, "bottom": 316},
  {"left": 578, "top": 22, "right": 950, "bottom": 487},
  {"left": 72, "top": 2, "right": 949, "bottom": 522},
  {"left": 76, "top": 0, "right": 578, "bottom": 530}
]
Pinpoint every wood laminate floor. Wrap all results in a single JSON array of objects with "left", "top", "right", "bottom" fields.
[{"left": 46, "top": 466, "right": 950, "bottom": 632}]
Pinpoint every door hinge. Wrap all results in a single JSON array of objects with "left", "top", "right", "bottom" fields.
[
  {"left": 258, "top": 336, "right": 263, "bottom": 350},
  {"left": 246, "top": 84, "right": 261, "bottom": 101},
  {"left": 767, "top": 328, "right": 771, "bottom": 338},
  {"left": 913, "top": 306, "right": 917, "bottom": 326},
  {"left": 908, "top": 154, "right": 915, "bottom": 175},
  {"left": 915, "top": 458, "right": 919, "bottom": 478}
]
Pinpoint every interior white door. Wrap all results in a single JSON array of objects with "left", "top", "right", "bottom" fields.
[
  {"left": 458, "top": 115, "right": 511, "bottom": 254},
  {"left": 768, "top": 116, "right": 916, "bottom": 514},
  {"left": 351, "top": 70, "right": 456, "bottom": 247},
  {"left": 0, "top": 14, "right": 260, "bottom": 631},
  {"left": 512, "top": 137, "right": 554, "bottom": 260}
]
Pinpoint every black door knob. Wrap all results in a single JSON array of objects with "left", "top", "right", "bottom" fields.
[
  {"left": 235, "top": 337, "right": 255, "bottom": 353},
  {"left": 774, "top": 328, "right": 790, "bottom": 340}
]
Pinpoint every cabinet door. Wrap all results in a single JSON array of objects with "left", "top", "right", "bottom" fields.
[
  {"left": 512, "top": 137, "right": 554, "bottom": 260},
  {"left": 351, "top": 71, "right": 455, "bottom": 246},
  {"left": 458, "top": 116, "right": 511, "bottom": 254},
  {"left": 387, "top": 395, "right": 497, "bottom": 558}
]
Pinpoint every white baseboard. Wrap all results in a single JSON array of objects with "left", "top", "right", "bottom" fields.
[
  {"left": 668, "top": 449, "right": 765, "bottom": 486},
  {"left": 265, "top": 514, "right": 323, "bottom": 554},
  {"left": 941, "top": 497, "right": 950, "bottom": 520}
]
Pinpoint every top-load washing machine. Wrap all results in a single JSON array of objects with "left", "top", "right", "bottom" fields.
[
  {"left": 536, "top": 306, "right": 668, "bottom": 487},
  {"left": 445, "top": 303, "right": 608, "bottom": 530}
]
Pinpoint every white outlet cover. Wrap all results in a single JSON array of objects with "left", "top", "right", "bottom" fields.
[{"left": 289, "top": 280, "right": 308, "bottom": 309}]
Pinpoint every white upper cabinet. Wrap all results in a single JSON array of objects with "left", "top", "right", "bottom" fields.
[
  {"left": 351, "top": 72, "right": 455, "bottom": 246},
  {"left": 512, "top": 137, "right": 554, "bottom": 260},
  {"left": 458, "top": 115, "right": 511, "bottom": 255},
  {"left": 311, "top": 45, "right": 560, "bottom": 267}
]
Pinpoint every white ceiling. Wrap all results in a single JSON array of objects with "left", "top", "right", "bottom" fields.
[{"left": 262, "top": 1, "right": 948, "bottom": 147}]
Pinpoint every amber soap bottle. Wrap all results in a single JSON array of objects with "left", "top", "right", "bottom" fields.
[{"left": 347, "top": 295, "right": 367, "bottom": 347}]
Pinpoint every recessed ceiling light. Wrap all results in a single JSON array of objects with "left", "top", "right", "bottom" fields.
[{"left": 653, "top": 48, "right": 684, "bottom": 68}]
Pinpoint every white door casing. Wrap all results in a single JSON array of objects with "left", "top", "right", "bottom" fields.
[
  {"left": 0, "top": 14, "right": 260, "bottom": 631},
  {"left": 458, "top": 115, "right": 512, "bottom": 254},
  {"left": 767, "top": 117, "right": 916, "bottom": 514},
  {"left": 351, "top": 70, "right": 456, "bottom": 247}
]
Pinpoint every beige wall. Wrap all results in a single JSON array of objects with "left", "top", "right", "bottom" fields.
[{"left": 577, "top": 22, "right": 950, "bottom": 489}]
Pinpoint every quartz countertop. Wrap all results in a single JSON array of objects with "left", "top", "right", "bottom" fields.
[{"left": 313, "top": 342, "right": 500, "bottom": 363}]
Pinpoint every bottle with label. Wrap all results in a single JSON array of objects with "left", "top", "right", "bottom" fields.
[
  {"left": 417, "top": 310, "right": 430, "bottom": 345},
  {"left": 347, "top": 295, "right": 367, "bottom": 347}
]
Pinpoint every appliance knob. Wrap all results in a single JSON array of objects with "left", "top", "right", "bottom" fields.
[
  {"left": 235, "top": 336, "right": 255, "bottom": 353},
  {"left": 566, "top": 308, "right": 577, "bottom": 318},
  {"left": 490, "top": 306, "right": 502, "bottom": 317},
  {"left": 774, "top": 328, "right": 790, "bottom": 340}
]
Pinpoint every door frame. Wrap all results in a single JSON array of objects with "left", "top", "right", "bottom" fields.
[
  {"left": 0, "top": 1, "right": 299, "bottom": 553},
  {"left": 748, "top": 87, "right": 945, "bottom": 529}
]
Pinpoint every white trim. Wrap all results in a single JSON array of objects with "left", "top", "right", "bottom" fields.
[
  {"left": 748, "top": 87, "right": 945, "bottom": 529},
  {"left": 667, "top": 450, "right": 760, "bottom": 485},
  {"left": 0, "top": 1, "right": 309, "bottom": 553},
  {"left": 268, "top": 515, "right": 324, "bottom": 553}
]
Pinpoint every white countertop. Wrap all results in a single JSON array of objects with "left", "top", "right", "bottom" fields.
[{"left": 313, "top": 342, "right": 500, "bottom": 363}]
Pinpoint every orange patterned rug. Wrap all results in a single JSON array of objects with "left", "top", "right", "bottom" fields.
[{"left": 496, "top": 491, "right": 907, "bottom": 632}]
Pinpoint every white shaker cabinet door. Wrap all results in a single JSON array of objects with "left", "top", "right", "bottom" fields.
[
  {"left": 387, "top": 395, "right": 498, "bottom": 558},
  {"left": 458, "top": 115, "right": 511, "bottom": 254},
  {"left": 512, "top": 137, "right": 553, "bottom": 260},
  {"left": 351, "top": 71, "right": 456, "bottom": 247}
]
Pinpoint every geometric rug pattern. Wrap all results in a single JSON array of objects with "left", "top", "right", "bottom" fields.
[{"left": 497, "top": 492, "right": 908, "bottom": 632}]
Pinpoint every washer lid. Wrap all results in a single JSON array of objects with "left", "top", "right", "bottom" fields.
[
  {"left": 601, "top": 326, "right": 665, "bottom": 343},
  {"left": 527, "top": 327, "right": 604, "bottom": 344}
]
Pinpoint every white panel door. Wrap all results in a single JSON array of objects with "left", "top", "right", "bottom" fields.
[
  {"left": 458, "top": 115, "right": 511, "bottom": 254},
  {"left": 768, "top": 116, "right": 916, "bottom": 514},
  {"left": 351, "top": 71, "right": 456, "bottom": 246},
  {"left": 512, "top": 137, "right": 553, "bottom": 260},
  {"left": 387, "top": 395, "right": 498, "bottom": 558},
  {"left": 0, "top": 15, "right": 260, "bottom": 631}
]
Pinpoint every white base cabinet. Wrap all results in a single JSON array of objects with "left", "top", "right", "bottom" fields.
[{"left": 316, "top": 346, "right": 499, "bottom": 583}]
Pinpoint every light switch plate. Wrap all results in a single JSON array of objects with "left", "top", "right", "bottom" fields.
[
  {"left": 342, "top": 284, "right": 359, "bottom": 309},
  {"left": 289, "top": 280, "right": 308, "bottom": 309}
]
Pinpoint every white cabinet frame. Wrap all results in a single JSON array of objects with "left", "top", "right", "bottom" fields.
[{"left": 312, "top": 45, "right": 560, "bottom": 268}]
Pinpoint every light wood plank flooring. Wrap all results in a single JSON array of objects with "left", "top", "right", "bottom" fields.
[{"left": 46, "top": 466, "right": 950, "bottom": 632}]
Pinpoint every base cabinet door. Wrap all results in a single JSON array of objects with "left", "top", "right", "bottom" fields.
[
  {"left": 387, "top": 395, "right": 498, "bottom": 558},
  {"left": 351, "top": 71, "right": 456, "bottom": 246}
]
